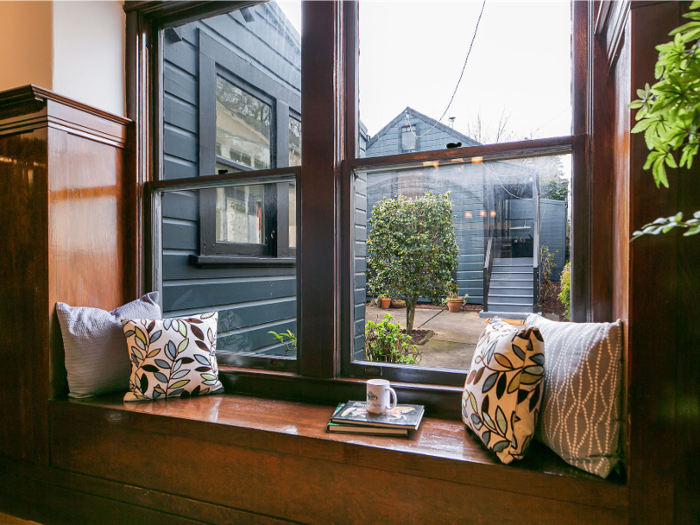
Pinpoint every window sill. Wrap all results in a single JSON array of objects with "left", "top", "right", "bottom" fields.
[
  {"left": 192, "top": 254, "right": 296, "bottom": 267},
  {"left": 51, "top": 391, "right": 628, "bottom": 513}
]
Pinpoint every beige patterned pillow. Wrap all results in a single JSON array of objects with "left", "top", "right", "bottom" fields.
[
  {"left": 525, "top": 314, "right": 623, "bottom": 478},
  {"left": 462, "top": 318, "right": 545, "bottom": 464},
  {"left": 122, "top": 312, "right": 224, "bottom": 402}
]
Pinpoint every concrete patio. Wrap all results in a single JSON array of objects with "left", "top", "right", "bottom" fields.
[{"left": 364, "top": 305, "right": 486, "bottom": 370}]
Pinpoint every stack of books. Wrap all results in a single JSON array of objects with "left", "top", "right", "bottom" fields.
[{"left": 326, "top": 400, "right": 425, "bottom": 437}]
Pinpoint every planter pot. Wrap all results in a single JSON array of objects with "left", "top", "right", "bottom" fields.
[
  {"left": 390, "top": 299, "right": 406, "bottom": 308},
  {"left": 379, "top": 298, "right": 391, "bottom": 309},
  {"left": 446, "top": 299, "right": 463, "bottom": 313}
]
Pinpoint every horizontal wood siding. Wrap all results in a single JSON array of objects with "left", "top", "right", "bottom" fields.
[
  {"left": 161, "top": 6, "right": 301, "bottom": 356},
  {"left": 540, "top": 198, "right": 568, "bottom": 280}
]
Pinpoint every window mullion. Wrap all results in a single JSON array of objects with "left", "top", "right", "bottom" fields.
[{"left": 299, "top": 0, "right": 345, "bottom": 378}]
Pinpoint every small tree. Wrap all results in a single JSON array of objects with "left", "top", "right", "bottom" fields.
[{"left": 366, "top": 191, "right": 458, "bottom": 334}]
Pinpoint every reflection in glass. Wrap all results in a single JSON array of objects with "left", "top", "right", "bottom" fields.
[
  {"left": 289, "top": 183, "right": 297, "bottom": 248},
  {"left": 353, "top": 155, "right": 571, "bottom": 370},
  {"left": 216, "top": 77, "right": 271, "bottom": 170},
  {"left": 215, "top": 185, "right": 265, "bottom": 244},
  {"left": 158, "top": 177, "right": 297, "bottom": 358},
  {"left": 289, "top": 117, "right": 302, "bottom": 166}
]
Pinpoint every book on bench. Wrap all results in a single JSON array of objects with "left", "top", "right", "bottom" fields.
[{"left": 327, "top": 401, "right": 425, "bottom": 435}]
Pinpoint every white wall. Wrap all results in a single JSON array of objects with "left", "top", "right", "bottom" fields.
[
  {"left": 0, "top": 2, "right": 54, "bottom": 92},
  {"left": 0, "top": 1, "right": 125, "bottom": 118},
  {"left": 53, "top": 1, "right": 125, "bottom": 117}
]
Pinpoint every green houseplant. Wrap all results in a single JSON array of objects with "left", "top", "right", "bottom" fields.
[
  {"left": 629, "top": 2, "right": 700, "bottom": 239},
  {"left": 366, "top": 191, "right": 459, "bottom": 335},
  {"left": 364, "top": 313, "right": 421, "bottom": 365}
]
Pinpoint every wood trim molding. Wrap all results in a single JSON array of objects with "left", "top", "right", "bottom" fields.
[
  {"left": 595, "top": 0, "right": 631, "bottom": 69},
  {"left": 0, "top": 85, "right": 132, "bottom": 149}
]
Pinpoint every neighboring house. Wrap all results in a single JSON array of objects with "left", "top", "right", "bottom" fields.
[
  {"left": 353, "top": 108, "right": 568, "bottom": 349},
  {"left": 160, "top": 7, "right": 567, "bottom": 358}
]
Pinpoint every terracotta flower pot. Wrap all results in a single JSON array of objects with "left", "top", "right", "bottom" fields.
[
  {"left": 379, "top": 298, "right": 391, "bottom": 309},
  {"left": 446, "top": 299, "right": 462, "bottom": 313}
]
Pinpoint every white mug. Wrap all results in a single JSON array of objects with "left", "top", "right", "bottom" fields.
[{"left": 366, "top": 379, "right": 398, "bottom": 414}]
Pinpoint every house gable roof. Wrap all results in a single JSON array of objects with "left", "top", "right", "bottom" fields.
[{"left": 366, "top": 106, "right": 481, "bottom": 150}]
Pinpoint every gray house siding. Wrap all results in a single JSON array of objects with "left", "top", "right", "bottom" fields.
[
  {"left": 540, "top": 198, "right": 568, "bottom": 281},
  {"left": 161, "top": 4, "right": 300, "bottom": 356}
]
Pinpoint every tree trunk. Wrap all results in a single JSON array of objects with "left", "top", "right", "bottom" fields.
[{"left": 406, "top": 299, "right": 417, "bottom": 335}]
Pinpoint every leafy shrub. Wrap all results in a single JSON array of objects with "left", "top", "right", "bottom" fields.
[
  {"left": 541, "top": 179, "right": 568, "bottom": 201},
  {"left": 367, "top": 191, "right": 458, "bottom": 334},
  {"left": 558, "top": 262, "right": 571, "bottom": 320},
  {"left": 268, "top": 330, "right": 297, "bottom": 356},
  {"left": 364, "top": 313, "right": 421, "bottom": 365},
  {"left": 539, "top": 245, "right": 558, "bottom": 305}
]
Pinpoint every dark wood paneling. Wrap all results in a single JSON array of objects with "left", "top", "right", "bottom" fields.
[
  {"left": 0, "top": 469, "right": 205, "bottom": 525},
  {"left": 628, "top": 3, "right": 680, "bottom": 523},
  {"left": 0, "top": 129, "right": 50, "bottom": 465},
  {"left": 0, "top": 86, "right": 132, "bottom": 462},
  {"left": 0, "top": 460, "right": 285, "bottom": 525},
  {"left": 48, "top": 396, "right": 628, "bottom": 524}
]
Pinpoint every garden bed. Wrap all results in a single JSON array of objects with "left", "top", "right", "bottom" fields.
[{"left": 401, "top": 328, "right": 434, "bottom": 346}]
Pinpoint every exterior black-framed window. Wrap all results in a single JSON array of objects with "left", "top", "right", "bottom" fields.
[
  {"left": 199, "top": 181, "right": 295, "bottom": 259},
  {"left": 196, "top": 18, "right": 302, "bottom": 260}
]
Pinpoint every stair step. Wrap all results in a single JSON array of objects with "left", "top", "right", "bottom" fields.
[
  {"left": 489, "top": 297, "right": 533, "bottom": 306},
  {"left": 494, "top": 258, "right": 533, "bottom": 266},
  {"left": 483, "top": 303, "right": 535, "bottom": 313},
  {"left": 489, "top": 287, "right": 533, "bottom": 295}
]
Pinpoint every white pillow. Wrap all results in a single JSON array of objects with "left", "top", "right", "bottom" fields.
[
  {"left": 55, "top": 292, "right": 161, "bottom": 398},
  {"left": 122, "top": 312, "right": 224, "bottom": 402}
]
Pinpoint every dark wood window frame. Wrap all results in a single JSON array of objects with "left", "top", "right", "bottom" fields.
[
  {"left": 129, "top": 0, "right": 593, "bottom": 417},
  {"left": 196, "top": 25, "right": 301, "bottom": 262}
]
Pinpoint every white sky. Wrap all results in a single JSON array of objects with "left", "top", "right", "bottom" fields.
[{"left": 277, "top": 1, "right": 572, "bottom": 144}]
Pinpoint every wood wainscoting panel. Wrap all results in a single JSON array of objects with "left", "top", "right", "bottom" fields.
[
  {"left": 0, "top": 129, "right": 51, "bottom": 465},
  {"left": 0, "top": 85, "right": 133, "bottom": 463},
  {"left": 48, "top": 396, "right": 628, "bottom": 524},
  {"left": 47, "top": 128, "right": 127, "bottom": 399}
]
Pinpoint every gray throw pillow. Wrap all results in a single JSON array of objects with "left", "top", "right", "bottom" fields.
[
  {"left": 56, "top": 292, "right": 162, "bottom": 398},
  {"left": 525, "top": 314, "right": 623, "bottom": 478}
]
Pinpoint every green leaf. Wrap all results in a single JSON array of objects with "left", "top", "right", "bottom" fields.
[
  {"left": 177, "top": 338, "right": 189, "bottom": 354},
  {"left": 495, "top": 406, "right": 508, "bottom": 435},
  {"left": 169, "top": 379, "right": 190, "bottom": 390}
]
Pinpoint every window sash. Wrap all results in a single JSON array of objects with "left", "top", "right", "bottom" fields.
[{"left": 139, "top": 0, "right": 588, "bottom": 394}]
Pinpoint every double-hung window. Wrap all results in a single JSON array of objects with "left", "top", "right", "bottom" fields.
[{"left": 145, "top": 0, "right": 587, "bottom": 404}]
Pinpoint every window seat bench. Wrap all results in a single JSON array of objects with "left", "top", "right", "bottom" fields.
[{"left": 43, "top": 392, "right": 629, "bottom": 524}]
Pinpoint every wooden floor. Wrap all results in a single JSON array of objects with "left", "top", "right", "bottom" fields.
[{"left": 0, "top": 512, "right": 41, "bottom": 525}]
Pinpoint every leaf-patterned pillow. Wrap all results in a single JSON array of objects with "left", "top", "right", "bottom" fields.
[
  {"left": 462, "top": 318, "right": 545, "bottom": 464},
  {"left": 121, "top": 312, "right": 224, "bottom": 402}
]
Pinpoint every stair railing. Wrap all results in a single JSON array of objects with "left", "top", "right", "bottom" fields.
[
  {"left": 533, "top": 191, "right": 541, "bottom": 313},
  {"left": 483, "top": 237, "right": 494, "bottom": 312}
]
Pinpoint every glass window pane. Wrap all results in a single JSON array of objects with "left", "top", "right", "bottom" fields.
[
  {"left": 216, "top": 77, "right": 271, "bottom": 170},
  {"left": 353, "top": 154, "right": 571, "bottom": 370},
  {"left": 289, "top": 117, "right": 302, "bottom": 166},
  {"left": 215, "top": 185, "right": 265, "bottom": 244},
  {"left": 162, "top": 2, "right": 301, "bottom": 180},
  {"left": 358, "top": 2, "right": 572, "bottom": 158},
  {"left": 289, "top": 182, "right": 297, "bottom": 248},
  {"left": 159, "top": 177, "right": 298, "bottom": 360}
]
